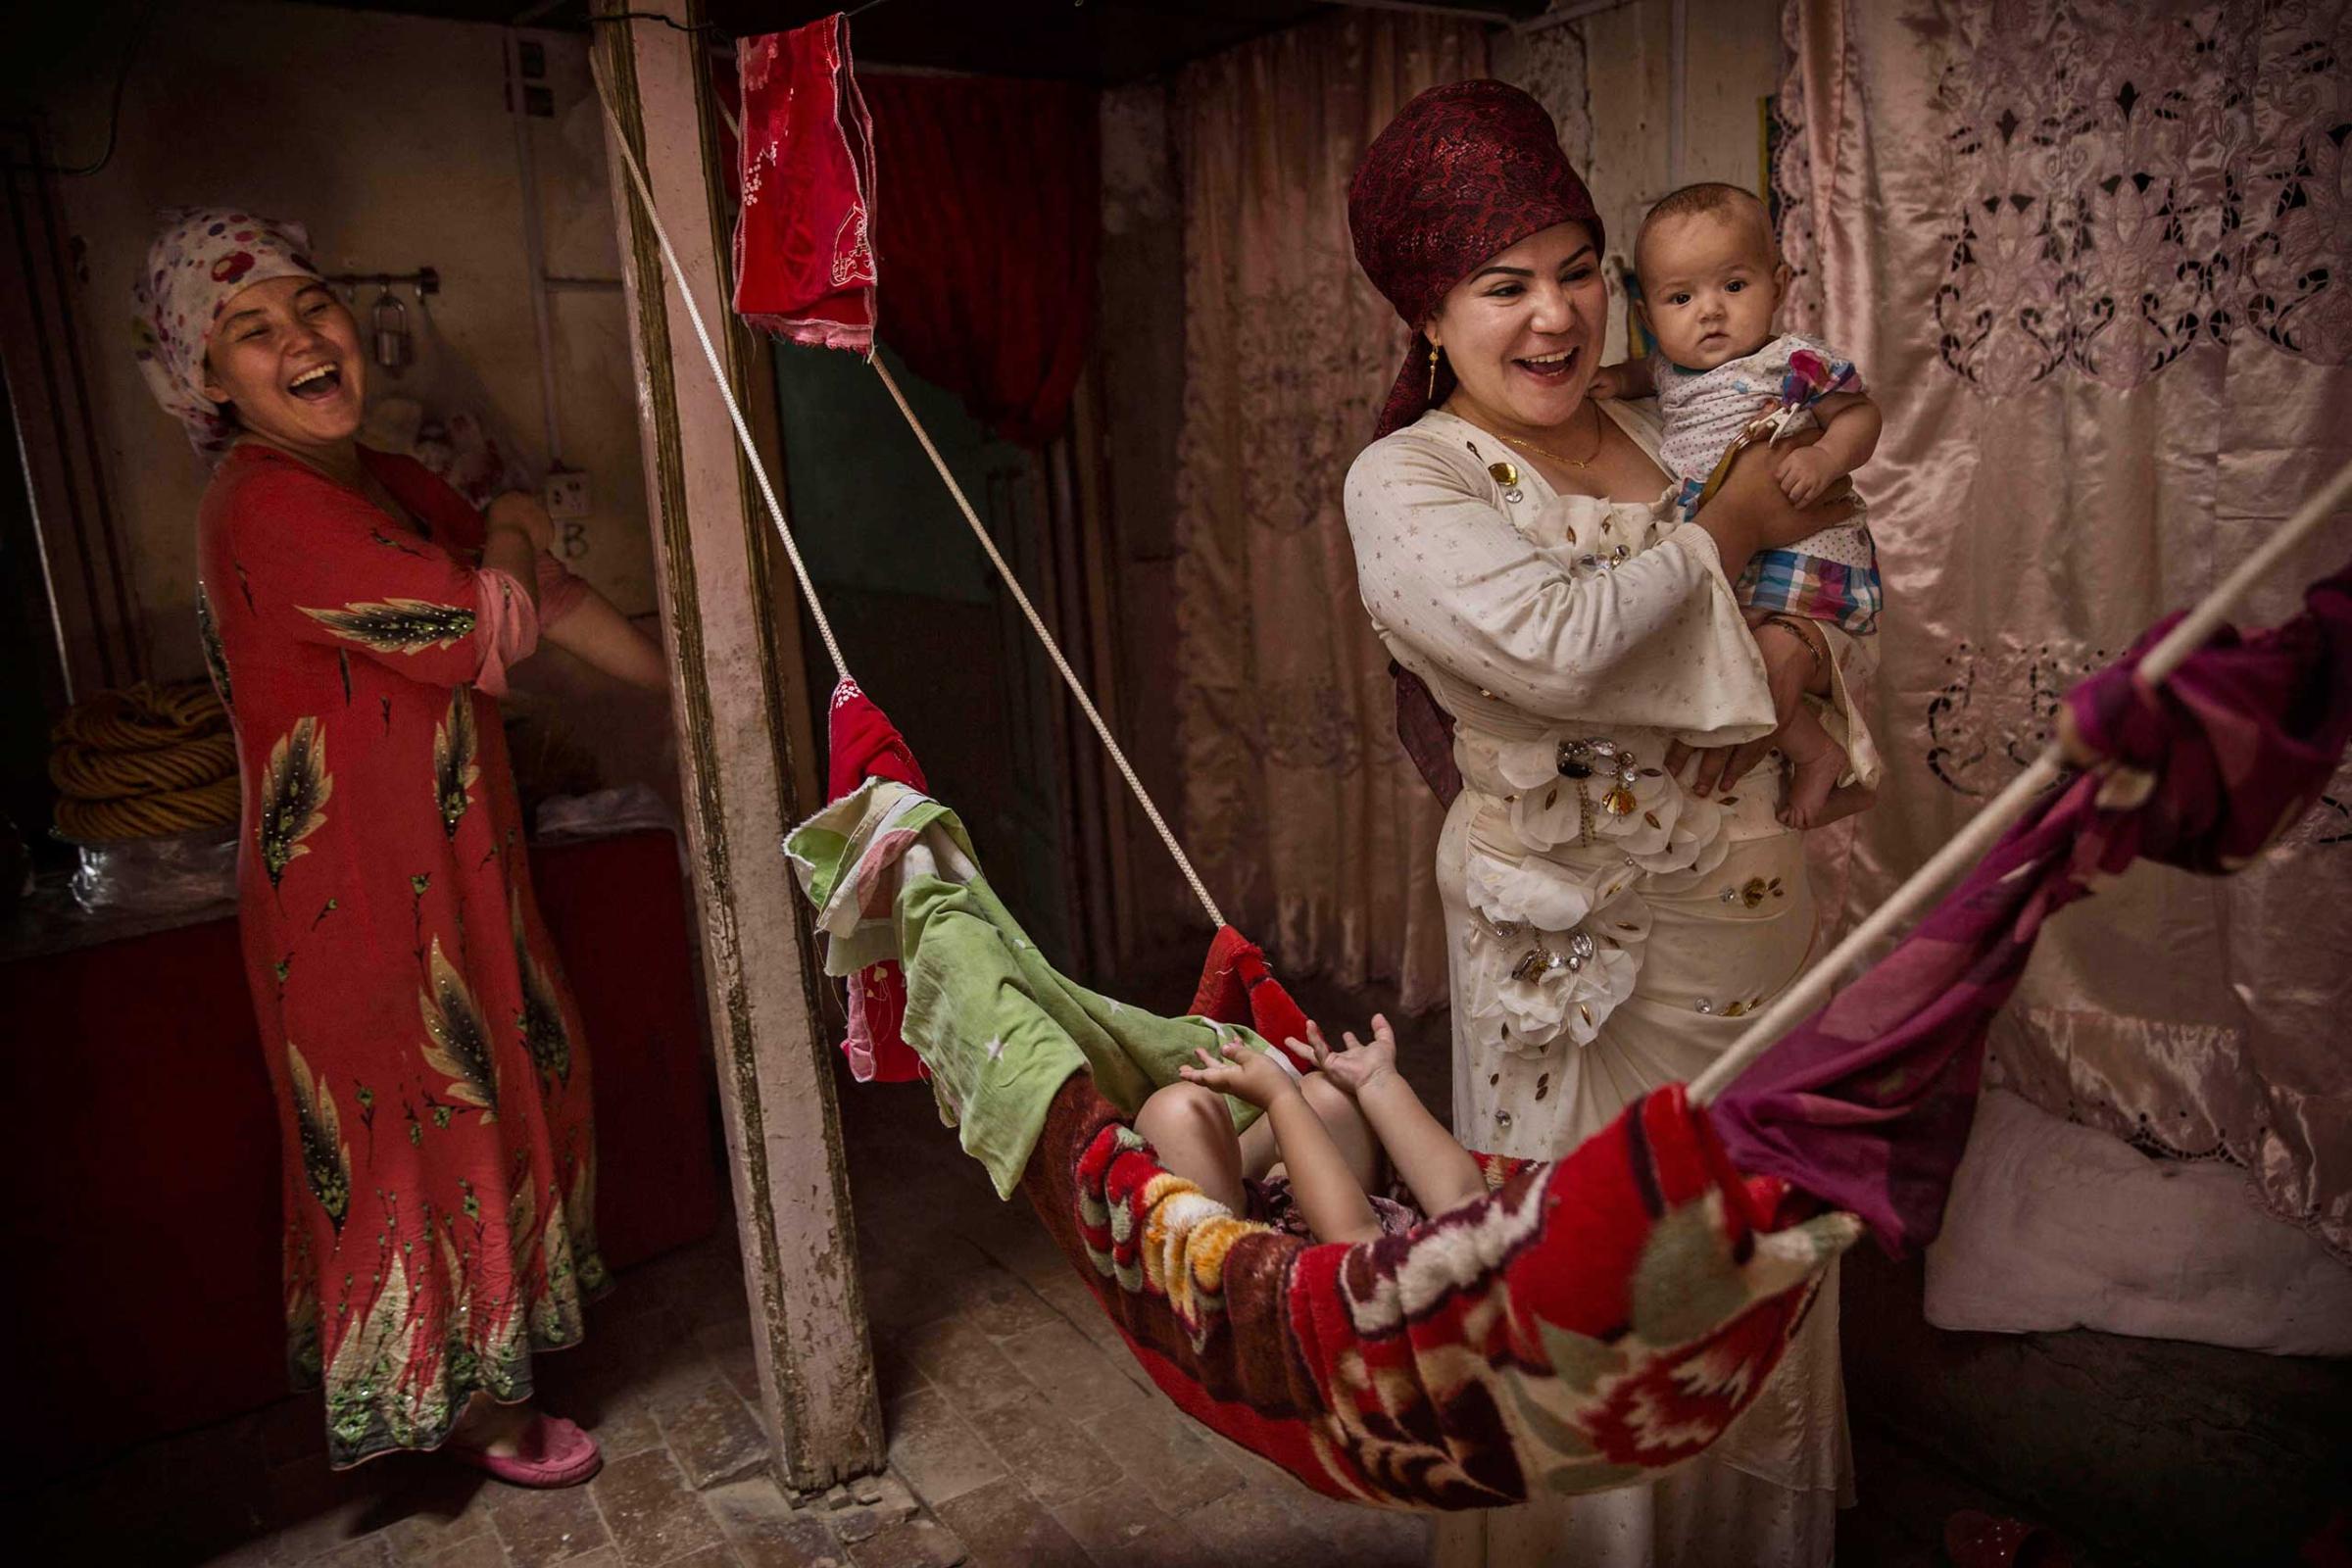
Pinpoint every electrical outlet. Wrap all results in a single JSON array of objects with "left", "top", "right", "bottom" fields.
[{"left": 543, "top": 468, "right": 592, "bottom": 519}]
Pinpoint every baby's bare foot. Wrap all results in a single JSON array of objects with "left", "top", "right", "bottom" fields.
[{"left": 1777, "top": 745, "right": 1844, "bottom": 828}]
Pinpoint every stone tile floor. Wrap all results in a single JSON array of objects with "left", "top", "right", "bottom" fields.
[{"left": 19, "top": 966, "right": 2060, "bottom": 1567}]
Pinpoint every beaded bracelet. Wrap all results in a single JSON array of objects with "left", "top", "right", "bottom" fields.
[{"left": 1754, "top": 612, "right": 1828, "bottom": 675}]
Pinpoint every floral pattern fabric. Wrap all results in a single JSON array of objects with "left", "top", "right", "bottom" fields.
[
  {"left": 200, "top": 443, "right": 606, "bottom": 1468},
  {"left": 133, "top": 207, "right": 322, "bottom": 457}
]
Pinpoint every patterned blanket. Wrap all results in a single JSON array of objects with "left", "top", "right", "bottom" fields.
[{"left": 1038, "top": 1073, "right": 1855, "bottom": 1506}]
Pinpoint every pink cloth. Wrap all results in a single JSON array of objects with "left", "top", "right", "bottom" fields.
[
  {"left": 1775, "top": 0, "right": 2352, "bottom": 1259},
  {"left": 470, "top": 566, "right": 542, "bottom": 699},
  {"left": 533, "top": 553, "right": 590, "bottom": 629}
]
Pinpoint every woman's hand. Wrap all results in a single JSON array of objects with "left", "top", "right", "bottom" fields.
[
  {"left": 1693, "top": 423, "right": 1856, "bottom": 576},
  {"left": 1302, "top": 1017, "right": 1399, "bottom": 1099},
  {"left": 485, "top": 490, "right": 557, "bottom": 555},
  {"left": 1177, "top": 1037, "right": 1298, "bottom": 1110},
  {"left": 1588, "top": 359, "right": 1654, "bottom": 402},
  {"left": 1666, "top": 616, "right": 1831, "bottom": 798}
]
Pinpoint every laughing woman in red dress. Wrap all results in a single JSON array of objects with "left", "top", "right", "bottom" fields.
[{"left": 133, "top": 208, "right": 665, "bottom": 1486}]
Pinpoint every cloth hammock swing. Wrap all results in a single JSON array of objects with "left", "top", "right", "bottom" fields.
[{"left": 594, "top": 15, "right": 2352, "bottom": 1511}]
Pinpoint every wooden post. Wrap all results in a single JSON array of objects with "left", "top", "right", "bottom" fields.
[{"left": 592, "top": 2, "right": 883, "bottom": 1491}]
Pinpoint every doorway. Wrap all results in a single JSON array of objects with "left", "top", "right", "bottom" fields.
[{"left": 772, "top": 340, "right": 1080, "bottom": 967}]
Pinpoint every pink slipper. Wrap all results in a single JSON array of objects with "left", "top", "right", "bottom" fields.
[
  {"left": 1944, "top": 1510, "right": 2073, "bottom": 1568},
  {"left": 446, "top": 1414, "right": 603, "bottom": 1488}
]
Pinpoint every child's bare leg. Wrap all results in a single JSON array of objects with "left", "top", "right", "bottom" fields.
[
  {"left": 1774, "top": 702, "right": 1847, "bottom": 828},
  {"left": 1237, "top": 1071, "right": 1380, "bottom": 1192},
  {"left": 1811, "top": 777, "right": 1877, "bottom": 826},
  {"left": 1137, "top": 1083, "right": 1247, "bottom": 1212}
]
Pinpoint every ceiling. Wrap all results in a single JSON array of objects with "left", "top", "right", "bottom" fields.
[{"left": 290, "top": 1, "right": 1545, "bottom": 84}]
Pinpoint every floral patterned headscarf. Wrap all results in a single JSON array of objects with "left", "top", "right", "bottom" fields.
[
  {"left": 132, "top": 207, "right": 322, "bottom": 457},
  {"left": 1348, "top": 80, "right": 1605, "bottom": 439}
]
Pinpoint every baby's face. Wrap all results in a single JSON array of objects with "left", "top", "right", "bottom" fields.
[{"left": 1637, "top": 210, "right": 1786, "bottom": 371}]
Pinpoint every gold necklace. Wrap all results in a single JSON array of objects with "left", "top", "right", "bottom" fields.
[{"left": 1500, "top": 403, "right": 1605, "bottom": 470}]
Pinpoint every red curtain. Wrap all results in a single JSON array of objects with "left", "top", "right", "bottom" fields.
[{"left": 856, "top": 74, "right": 1101, "bottom": 448}]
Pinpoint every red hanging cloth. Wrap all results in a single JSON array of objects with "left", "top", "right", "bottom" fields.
[
  {"left": 824, "top": 678, "right": 928, "bottom": 1082},
  {"left": 1188, "top": 924, "right": 1317, "bottom": 1074},
  {"left": 731, "top": 17, "right": 878, "bottom": 353},
  {"left": 729, "top": 16, "right": 1100, "bottom": 446}
]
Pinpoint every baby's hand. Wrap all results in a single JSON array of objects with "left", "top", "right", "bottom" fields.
[
  {"left": 1177, "top": 1035, "right": 1297, "bottom": 1109},
  {"left": 1588, "top": 363, "right": 1634, "bottom": 401},
  {"left": 1775, "top": 446, "right": 1840, "bottom": 506},
  {"left": 1303, "top": 1016, "right": 1399, "bottom": 1099}
]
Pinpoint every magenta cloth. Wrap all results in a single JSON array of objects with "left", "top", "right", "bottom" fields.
[
  {"left": 1712, "top": 556, "right": 2352, "bottom": 1254},
  {"left": 825, "top": 678, "right": 929, "bottom": 1083}
]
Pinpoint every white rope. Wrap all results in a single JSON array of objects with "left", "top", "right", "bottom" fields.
[
  {"left": 868, "top": 357, "right": 1227, "bottom": 931},
  {"left": 590, "top": 43, "right": 1226, "bottom": 930},
  {"left": 1689, "top": 452, "right": 2352, "bottom": 1106},
  {"left": 589, "top": 55, "right": 850, "bottom": 684}
]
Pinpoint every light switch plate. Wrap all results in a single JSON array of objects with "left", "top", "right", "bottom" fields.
[{"left": 544, "top": 468, "right": 592, "bottom": 519}]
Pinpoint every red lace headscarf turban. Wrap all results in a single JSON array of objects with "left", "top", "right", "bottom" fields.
[{"left": 1348, "top": 80, "right": 1604, "bottom": 439}]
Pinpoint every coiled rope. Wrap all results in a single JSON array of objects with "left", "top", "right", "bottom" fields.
[{"left": 51, "top": 680, "right": 240, "bottom": 841}]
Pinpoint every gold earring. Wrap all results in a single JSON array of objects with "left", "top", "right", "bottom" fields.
[{"left": 1427, "top": 343, "right": 1441, "bottom": 401}]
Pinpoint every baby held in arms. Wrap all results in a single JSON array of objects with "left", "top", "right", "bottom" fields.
[
  {"left": 1598, "top": 182, "right": 1883, "bottom": 828},
  {"left": 1138, "top": 1018, "right": 1486, "bottom": 1246}
]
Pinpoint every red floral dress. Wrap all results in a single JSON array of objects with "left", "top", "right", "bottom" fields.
[{"left": 197, "top": 443, "right": 605, "bottom": 1468}]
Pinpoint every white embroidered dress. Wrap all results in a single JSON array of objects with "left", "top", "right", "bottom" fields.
[{"left": 1345, "top": 400, "right": 1875, "bottom": 1567}]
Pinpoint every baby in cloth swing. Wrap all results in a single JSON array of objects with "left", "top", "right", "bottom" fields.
[
  {"left": 1599, "top": 181, "right": 1885, "bottom": 827},
  {"left": 1138, "top": 1017, "right": 1489, "bottom": 1246}
]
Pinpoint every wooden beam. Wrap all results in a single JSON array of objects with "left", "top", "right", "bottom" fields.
[{"left": 591, "top": 1, "right": 883, "bottom": 1492}]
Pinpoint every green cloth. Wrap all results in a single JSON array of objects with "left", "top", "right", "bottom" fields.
[{"left": 787, "top": 781, "right": 1266, "bottom": 1199}]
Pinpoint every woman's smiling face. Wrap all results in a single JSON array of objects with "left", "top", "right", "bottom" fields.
[
  {"left": 200, "top": 275, "right": 366, "bottom": 452},
  {"left": 1424, "top": 220, "right": 1607, "bottom": 434}
]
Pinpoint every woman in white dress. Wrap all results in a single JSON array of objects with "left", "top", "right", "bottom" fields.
[{"left": 1343, "top": 82, "right": 1880, "bottom": 1566}]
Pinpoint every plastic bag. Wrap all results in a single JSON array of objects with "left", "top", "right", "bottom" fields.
[{"left": 68, "top": 827, "right": 238, "bottom": 916}]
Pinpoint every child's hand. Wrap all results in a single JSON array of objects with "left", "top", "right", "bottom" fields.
[
  {"left": 1303, "top": 1016, "right": 1399, "bottom": 1099},
  {"left": 1177, "top": 1035, "right": 1297, "bottom": 1109},
  {"left": 1588, "top": 363, "right": 1633, "bottom": 401},
  {"left": 1775, "top": 445, "right": 1840, "bottom": 506}
]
